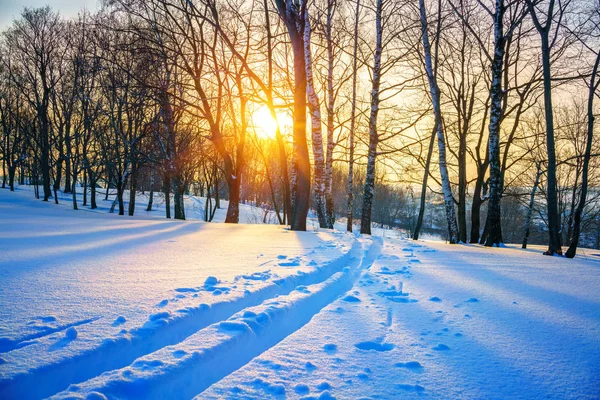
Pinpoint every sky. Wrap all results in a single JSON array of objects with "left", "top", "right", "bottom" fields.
[{"left": 0, "top": 0, "right": 100, "bottom": 29}]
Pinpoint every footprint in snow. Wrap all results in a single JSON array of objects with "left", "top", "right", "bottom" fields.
[
  {"left": 175, "top": 287, "right": 199, "bottom": 293},
  {"left": 280, "top": 260, "right": 300, "bottom": 267},
  {"left": 455, "top": 298, "right": 479, "bottom": 308},
  {"left": 429, "top": 296, "right": 442, "bottom": 302},
  {"left": 342, "top": 295, "right": 361, "bottom": 303},
  {"left": 296, "top": 285, "right": 311, "bottom": 293},
  {"left": 395, "top": 361, "right": 424, "bottom": 371},
  {"left": 317, "top": 382, "right": 332, "bottom": 391},
  {"left": 433, "top": 343, "right": 450, "bottom": 351},
  {"left": 172, "top": 350, "right": 187, "bottom": 359},
  {"left": 305, "top": 361, "right": 318, "bottom": 371},
  {"left": 396, "top": 384, "right": 425, "bottom": 393},
  {"left": 295, "top": 384, "right": 310, "bottom": 395},
  {"left": 204, "top": 276, "right": 219, "bottom": 287},
  {"left": 132, "top": 359, "right": 164, "bottom": 371},
  {"left": 355, "top": 341, "right": 395, "bottom": 352},
  {"left": 157, "top": 299, "right": 168, "bottom": 308},
  {"left": 112, "top": 316, "right": 126, "bottom": 326},
  {"left": 313, "top": 391, "right": 336, "bottom": 400},
  {"left": 323, "top": 343, "right": 338, "bottom": 354}
]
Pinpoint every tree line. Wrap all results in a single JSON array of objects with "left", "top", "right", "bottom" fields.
[{"left": 1, "top": 0, "right": 599, "bottom": 257}]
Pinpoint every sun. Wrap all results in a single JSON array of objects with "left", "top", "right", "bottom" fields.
[{"left": 251, "top": 106, "right": 290, "bottom": 139}]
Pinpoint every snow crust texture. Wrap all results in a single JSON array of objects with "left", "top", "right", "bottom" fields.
[{"left": 1, "top": 189, "right": 599, "bottom": 399}]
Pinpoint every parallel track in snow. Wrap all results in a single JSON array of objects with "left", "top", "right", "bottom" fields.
[
  {"left": 0, "top": 238, "right": 365, "bottom": 400},
  {"left": 47, "top": 238, "right": 382, "bottom": 399}
]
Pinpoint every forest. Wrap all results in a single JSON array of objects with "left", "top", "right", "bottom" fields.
[{"left": 1, "top": 0, "right": 599, "bottom": 257}]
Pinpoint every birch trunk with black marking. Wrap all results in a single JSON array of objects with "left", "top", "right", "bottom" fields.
[
  {"left": 483, "top": 0, "right": 506, "bottom": 247},
  {"left": 360, "top": 0, "right": 383, "bottom": 235},
  {"left": 346, "top": 0, "right": 361, "bottom": 233},
  {"left": 324, "top": 0, "right": 336, "bottom": 229},
  {"left": 303, "top": 7, "right": 327, "bottom": 228},
  {"left": 419, "top": 0, "right": 459, "bottom": 244}
]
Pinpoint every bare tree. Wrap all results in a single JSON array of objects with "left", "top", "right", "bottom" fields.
[
  {"left": 525, "top": 0, "right": 572, "bottom": 255},
  {"left": 274, "top": 0, "right": 312, "bottom": 231}
]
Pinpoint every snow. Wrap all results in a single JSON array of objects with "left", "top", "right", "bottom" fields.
[{"left": 1, "top": 187, "right": 600, "bottom": 399}]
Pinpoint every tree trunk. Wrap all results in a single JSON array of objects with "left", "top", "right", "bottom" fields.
[
  {"left": 566, "top": 51, "right": 599, "bottom": 258},
  {"left": 90, "top": 173, "right": 97, "bottom": 210},
  {"left": 470, "top": 170, "right": 486, "bottom": 243},
  {"left": 458, "top": 130, "right": 467, "bottom": 243},
  {"left": 128, "top": 166, "right": 137, "bottom": 216},
  {"left": 40, "top": 110, "right": 52, "bottom": 202},
  {"left": 419, "top": 0, "right": 459, "bottom": 243},
  {"left": 275, "top": 0, "right": 311, "bottom": 231},
  {"left": 360, "top": 0, "right": 383, "bottom": 235},
  {"left": 347, "top": 0, "right": 361, "bottom": 233},
  {"left": 64, "top": 152, "right": 71, "bottom": 193},
  {"left": 54, "top": 158, "right": 63, "bottom": 194},
  {"left": 164, "top": 172, "right": 171, "bottom": 219},
  {"left": 147, "top": 172, "right": 154, "bottom": 212},
  {"left": 324, "top": 0, "right": 336, "bottom": 229},
  {"left": 291, "top": 30, "right": 310, "bottom": 230},
  {"left": 83, "top": 168, "right": 88, "bottom": 206},
  {"left": 8, "top": 166, "right": 16, "bottom": 191},
  {"left": 483, "top": 0, "right": 506, "bottom": 247},
  {"left": 413, "top": 127, "right": 436, "bottom": 240},
  {"left": 264, "top": 0, "right": 291, "bottom": 226},
  {"left": 174, "top": 175, "right": 186, "bottom": 220},
  {"left": 225, "top": 174, "right": 240, "bottom": 223},
  {"left": 540, "top": 33, "right": 562, "bottom": 255},
  {"left": 72, "top": 176, "right": 78, "bottom": 210},
  {"left": 303, "top": 7, "right": 327, "bottom": 229},
  {"left": 522, "top": 162, "right": 542, "bottom": 249}
]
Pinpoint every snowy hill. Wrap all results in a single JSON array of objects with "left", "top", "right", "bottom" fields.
[
  {"left": 7, "top": 184, "right": 284, "bottom": 225},
  {"left": 0, "top": 188, "right": 599, "bottom": 399}
]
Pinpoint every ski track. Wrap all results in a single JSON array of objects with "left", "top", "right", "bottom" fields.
[
  {"left": 47, "top": 237, "right": 382, "bottom": 399},
  {"left": 0, "top": 238, "right": 362, "bottom": 399}
]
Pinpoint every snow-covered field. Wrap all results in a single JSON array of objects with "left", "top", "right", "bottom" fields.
[{"left": 1, "top": 187, "right": 599, "bottom": 399}]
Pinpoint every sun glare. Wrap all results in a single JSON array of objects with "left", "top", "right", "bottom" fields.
[{"left": 252, "top": 106, "right": 289, "bottom": 139}]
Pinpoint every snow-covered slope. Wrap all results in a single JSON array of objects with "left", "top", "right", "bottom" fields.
[
  {"left": 1, "top": 188, "right": 599, "bottom": 399},
  {"left": 9, "top": 184, "right": 289, "bottom": 225}
]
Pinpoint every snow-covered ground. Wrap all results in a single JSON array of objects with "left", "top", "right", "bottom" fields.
[
  {"left": 7, "top": 184, "right": 284, "bottom": 225},
  {"left": 1, "top": 187, "right": 599, "bottom": 399}
]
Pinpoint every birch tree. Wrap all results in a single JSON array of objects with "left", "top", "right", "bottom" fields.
[
  {"left": 303, "top": 2, "right": 328, "bottom": 228},
  {"left": 359, "top": 0, "right": 383, "bottom": 235},
  {"left": 419, "top": 0, "right": 460, "bottom": 243},
  {"left": 346, "top": 0, "right": 361, "bottom": 232}
]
